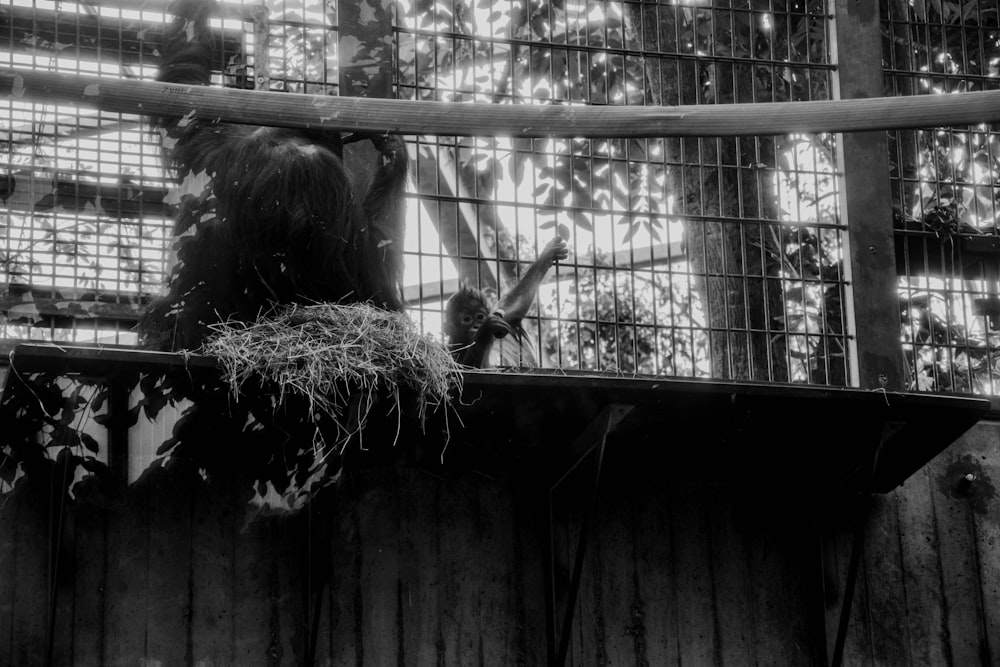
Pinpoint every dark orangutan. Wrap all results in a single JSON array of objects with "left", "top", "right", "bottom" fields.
[
  {"left": 445, "top": 237, "right": 569, "bottom": 368},
  {"left": 139, "top": 0, "right": 407, "bottom": 350}
]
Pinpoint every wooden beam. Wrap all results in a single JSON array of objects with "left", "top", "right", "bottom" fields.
[
  {"left": 833, "top": 2, "right": 906, "bottom": 392},
  {"left": 0, "top": 284, "right": 145, "bottom": 323},
  {"left": 5, "top": 67, "right": 1000, "bottom": 138},
  {"left": 1, "top": 170, "right": 169, "bottom": 219}
]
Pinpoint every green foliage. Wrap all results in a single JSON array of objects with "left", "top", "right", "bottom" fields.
[
  {"left": 539, "top": 254, "right": 710, "bottom": 375},
  {"left": 0, "top": 361, "right": 443, "bottom": 509},
  {"left": 0, "top": 372, "right": 119, "bottom": 501}
]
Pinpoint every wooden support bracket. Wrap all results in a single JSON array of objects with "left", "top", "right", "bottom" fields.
[
  {"left": 545, "top": 403, "right": 633, "bottom": 667},
  {"left": 828, "top": 420, "right": 900, "bottom": 667}
]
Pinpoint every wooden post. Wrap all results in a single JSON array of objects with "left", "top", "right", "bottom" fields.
[{"left": 832, "top": 2, "right": 905, "bottom": 390}]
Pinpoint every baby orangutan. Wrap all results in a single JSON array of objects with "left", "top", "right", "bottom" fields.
[{"left": 444, "top": 237, "right": 569, "bottom": 368}]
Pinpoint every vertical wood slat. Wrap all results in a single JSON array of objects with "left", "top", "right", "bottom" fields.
[
  {"left": 143, "top": 462, "right": 196, "bottom": 665},
  {"left": 707, "top": 487, "right": 753, "bottom": 666},
  {"left": 477, "top": 472, "right": 520, "bottom": 662},
  {"left": 70, "top": 494, "right": 109, "bottom": 666},
  {"left": 395, "top": 469, "right": 436, "bottom": 666},
  {"left": 582, "top": 485, "right": 637, "bottom": 664},
  {"left": 826, "top": 498, "right": 878, "bottom": 667},
  {"left": 832, "top": 1, "right": 905, "bottom": 390},
  {"left": 0, "top": 479, "right": 14, "bottom": 667},
  {"left": 439, "top": 474, "right": 479, "bottom": 664},
  {"left": 671, "top": 482, "right": 719, "bottom": 665},
  {"left": 190, "top": 477, "right": 237, "bottom": 667},
  {"left": 633, "top": 481, "right": 680, "bottom": 665},
  {"left": 513, "top": 472, "right": 550, "bottom": 665},
  {"left": 965, "top": 428, "right": 1000, "bottom": 665},
  {"left": 742, "top": 494, "right": 827, "bottom": 666},
  {"left": 898, "top": 467, "right": 953, "bottom": 664},
  {"left": 860, "top": 494, "right": 910, "bottom": 664},
  {"left": 11, "top": 483, "right": 48, "bottom": 665},
  {"left": 103, "top": 481, "right": 149, "bottom": 664},
  {"left": 231, "top": 516, "right": 278, "bottom": 663},
  {"left": 931, "top": 475, "right": 988, "bottom": 664},
  {"left": 50, "top": 501, "right": 74, "bottom": 667},
  {"left": 272, "top": 518, "right": 299, "bottom": 666},
  {"left": 356, "top": 468, "right": 402, "bottom": 665}
]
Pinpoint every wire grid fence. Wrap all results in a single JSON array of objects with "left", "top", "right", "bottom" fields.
[
  {"left": 398, "top": 0, "right": 847, "bottom": 381},
  {"left": 884, "top": 0, "right": 1000, "bottom": 394},
  {"left": 1, "top": 0, "right": 850, "bottom": 384}
]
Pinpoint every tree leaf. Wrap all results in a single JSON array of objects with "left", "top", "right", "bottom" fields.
[
  {"left": 91, "top": 387, "right": 107, "bottom": 413},
  {"left": 125, "top": 404, "right": 142, "bottom": 429},
  {"left": 49, "top": 426, "right": 81, "bottom": 449},
  {"left": 56, "top": 446, "right": 79, "bottom": 474},
  {"left": 80, "top": 432, "right": 100, "bottom": 454},
  {"left": 532, "top": 182, "right": 552, "bottom": 198},
  {"left": 0, "top": 453, "right": 16, "bottom": 483},
  {"left": 571, "top": 209, "right": 593, "bottom": 231},
  {"left": 79, "top": 458, "right": 109, "bottom": 476},
  {"left": 143, "top": 391, "right": 170, "bottom": 421},
  {"left": 157, "top": 437, "right": 179, "bottom": 456}
]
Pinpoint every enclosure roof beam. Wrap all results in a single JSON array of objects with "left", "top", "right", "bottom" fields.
[{"left": 6, "top": 68, "right": 1000, "bottom": 138}]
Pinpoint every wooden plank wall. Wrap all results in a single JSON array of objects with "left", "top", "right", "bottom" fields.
[
  {"left": 823, "top": 421, "right": 1000, "bottom": 666},
  {"left": 1, "top": 422, "right": 997, "bottom": 665},
  {"left": 558, "top": 421, "right": 999, "bottom": 667},
  {"left": 0, "top": 464, "right": 549, "bottom": 666},
  {"left": 555, "top": 470, "right": 828, "bottom": 666}
]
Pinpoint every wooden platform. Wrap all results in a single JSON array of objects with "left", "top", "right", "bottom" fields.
[{"left": 2, "top": 343, "right": 990, "bottom": 495}]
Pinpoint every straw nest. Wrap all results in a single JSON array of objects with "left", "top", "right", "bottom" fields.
[{"left": 201, "top": 303, "right": 463, "bottom": 449}]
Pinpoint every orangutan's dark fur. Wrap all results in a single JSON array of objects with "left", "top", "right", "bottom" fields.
[{"left": 139, "top": 0, "right": 407, "bottom": 351}]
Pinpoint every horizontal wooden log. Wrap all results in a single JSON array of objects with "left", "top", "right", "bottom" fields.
[{"left": 4, "top": 67, "right": 1000, "bottom": 138}]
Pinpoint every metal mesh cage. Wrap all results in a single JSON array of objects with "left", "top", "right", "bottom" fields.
[
  {"left": 884, "top": 0, "right": 1000, "bottom": 393},
  {"left": 1, "top": 0, "right": 851, "bottom": 384}
]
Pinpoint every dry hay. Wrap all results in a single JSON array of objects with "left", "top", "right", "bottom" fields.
[{"left": 201, "top": 302, "right": 463, "bottom": 452}]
